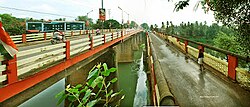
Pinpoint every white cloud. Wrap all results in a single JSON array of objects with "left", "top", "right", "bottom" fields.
[
  {"left": 31, "top": 4, "right": 59, "bottom": 13},
  {"left": 0, "top": 0, "right": 215, "bottom": 26}
]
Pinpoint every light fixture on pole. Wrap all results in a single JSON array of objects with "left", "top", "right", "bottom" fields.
[{"left": 86, "top": 10, "right": 93, "bottom": 18}]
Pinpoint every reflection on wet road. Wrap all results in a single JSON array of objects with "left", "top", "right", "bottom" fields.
[{"left": 149, "top": 33, "right": 250, "bottom": 107}]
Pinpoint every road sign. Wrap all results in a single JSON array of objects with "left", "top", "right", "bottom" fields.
[{"left": 99, "top": 8, "right": 106, "bottom": 21}]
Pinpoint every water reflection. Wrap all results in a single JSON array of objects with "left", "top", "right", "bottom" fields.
[
  {"left": 185, "top": 55, "right": 189, "bottom": 63},
  {"left": 133, "top": 53, "right": 148, "bottom": 107},
  {"left": 18, "top": 79, "right": 65, "bottom": 107},
  {"left": 198, "top": 71, "right": 205, "bottom": 89}
]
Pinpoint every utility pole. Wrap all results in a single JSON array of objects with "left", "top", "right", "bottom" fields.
[
  {"left": 118, "top": 6, "right": 124, "bottom": 30},
  {"left": 101, "top": 0, "right": 103, "bottom": 9},
  {"left": 124, "top": 11, "right": 129, "bottom": 28},
  {"left": 101, "top": 0, "right": 104, "bottom": 34},
  {"left": 86, "top": 10, "right": 93, "bottom": 34}
]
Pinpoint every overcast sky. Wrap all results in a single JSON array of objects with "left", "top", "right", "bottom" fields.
[{"left": 0, "top": 0, "right": 216, "bottom": 26}]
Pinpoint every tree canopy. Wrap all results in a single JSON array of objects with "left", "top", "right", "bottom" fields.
[
  {"left": 0, "top": 14, "right": 25, "bottom": 35},
  {"left": 173, "top": 0, "right": 250, "bottom": 55},
  {"left": 140, "top": 23, "right": 149, "bottom": 30}
]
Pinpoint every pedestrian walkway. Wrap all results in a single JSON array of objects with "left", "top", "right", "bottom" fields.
[{"left": 149, "top": 33, "right": 250, "bottom": 107}]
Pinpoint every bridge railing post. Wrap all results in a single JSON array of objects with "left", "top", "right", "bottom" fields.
[
  {"left": 2, "top": 55, "right": 18, "bottom": 84},
  {"left": 79, "top": 30, "right": 82, "bottom": 35},
  {"left": 176, "top": 37, "right": 179, "bottom": 42},
  {"left": 184, "top": 40, "right": 188, "bottom": 53},
  {"left": 43, "top": 32, "right": 46, "bottom": 40},
  {"left": 198, "top": 45, "right": 204, "bottom": 52},
  {"left": 89, "top": 34, "right": 93, "bottom": 50},
  {"left": 227, "top": 55, "right": 238, "bottom": 80},
  {"left": 86, "top": 30, "right": 88, "bottom": 34},
  {"left": 71, "top": 31, "right": 73, "bottom": 36},
  {"left": 22, "top": 34, "right": 26, "bottom": 43},
  {"left": 103, "top": 34, "right": 106, "bottom": 44},
  {"left": 64, "top": 41, "right": 70, "bottom": 60},
  {"left": 111, "top": 33, "right": 114, "bottom": 41},
  {"left": 121, "top": 30, "right": 123, "bottom": 37}
]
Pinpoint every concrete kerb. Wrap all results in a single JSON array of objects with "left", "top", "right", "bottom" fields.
[{"left": 149, "top": 35, "right": 176, "bottom": 105}]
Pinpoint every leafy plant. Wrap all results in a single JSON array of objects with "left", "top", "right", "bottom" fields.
[{"left": 56, "top": 63, "right": 125, "bottom": 107}]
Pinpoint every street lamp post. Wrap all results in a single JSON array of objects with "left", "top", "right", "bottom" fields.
[
  {"left": 86, "top": 10, "right": 93, "bottom": 34},
  {"left": 118, "top": 6, "right": 124, "bottom": 30},
  {"left": 124, "top": 11, "right": 129, "bottom": 28}
]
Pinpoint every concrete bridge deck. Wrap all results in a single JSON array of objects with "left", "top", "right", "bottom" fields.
[{"left": 149, "top": 33, "right": 250, "bottom": 107}]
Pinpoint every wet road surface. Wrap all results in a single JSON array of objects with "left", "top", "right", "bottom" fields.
[{"left": 149, "top": 33, "right": 250, "bottom": 107}]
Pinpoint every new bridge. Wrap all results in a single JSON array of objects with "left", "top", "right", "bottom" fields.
[{"left": 0, "top": 28, "right": 249, "bottom": 107}]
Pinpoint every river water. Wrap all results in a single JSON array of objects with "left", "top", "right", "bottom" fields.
[{"left": 133, "top": 53, "right": 148, "bottom": 107}]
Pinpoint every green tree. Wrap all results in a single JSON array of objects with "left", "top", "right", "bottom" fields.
[
  {"left": 213, "top": 31, "right": 240, "bottom": 53},
  {"left": 172, "top": 0, "right": 250, "bottom": 55},
  {"left": 103, "top": 19, "right": 120, "bottom": 29},
  {"left": 130, "top": 21, "right": 138, "bottom": 28},
  {"left": 161, "top": 22, "right": 165, "bottom": 32},
  {"left": 0, "top": 14, "right": 25, "bottom": 35},
  {"left": 140, "top": 23, "right": 149, "bottom": 30},
  {"left": 154, "top": 24, "right": 158, "bottom": 31},
  {"left": 77, "top": 16, "right": 94, "bottom": 28},
  {"left": 150, "top": 25, "right": 154, "bottom": 31}
]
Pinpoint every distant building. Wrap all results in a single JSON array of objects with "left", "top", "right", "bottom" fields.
[{"left": 26, "top": 21, "right": 85, "bottom": 33}]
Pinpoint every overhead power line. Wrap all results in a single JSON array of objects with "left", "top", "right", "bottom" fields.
[{"left": 0, "top": 6, "right": 76, "bottom": 18}]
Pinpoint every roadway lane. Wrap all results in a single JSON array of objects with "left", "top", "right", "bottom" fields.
[
  {"left": 149, "top": 33, "right": 250, "bottom": 107},
  {"left": 17, "top": 32, "right": 114, "bottom": 51}
]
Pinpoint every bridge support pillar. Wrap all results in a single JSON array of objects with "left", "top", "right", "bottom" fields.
[
  {"left": 228, "top": 55, "right": 238, "bottom": 80},
  {"left": 65, "top": 47, "right": 117, "bottom": 94}
]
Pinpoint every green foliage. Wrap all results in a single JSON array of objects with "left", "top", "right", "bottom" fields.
[
  {"left": 103, "top": 19, "right": 121, "bottom": 29},
  {"left": 174, "top": 0, "right": 190, "bottom": 12},
  {"left": 140, "top": 23, "right": 149, "bottom": 30},
  {"left": 56, "top": 63, "right": 124, "bottom": 107},
  {"left": 92, "top": 19, "right": 121, "bottom": 29},
  {"left": 0, "top": 14, "right": 25, "bottom": 35},
  {"left": 77, "top": 16, "right": 93, "bottom": 27},
  {"left": 171, "top": 0, "right": 250, "bottom": 56},
  {"left": 130, "top": 21, "right": 138, "bottom": 28},
  {"left": 213, "top": 31, "right": 241, "bottom": 53}
]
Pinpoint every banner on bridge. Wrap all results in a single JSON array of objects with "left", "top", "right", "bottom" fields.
[{"left": 99, "top": 8, "right": 106, "bottom": 21}]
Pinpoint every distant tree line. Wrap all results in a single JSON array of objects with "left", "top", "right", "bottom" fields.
[{"left": 0, "top": 13, "right": 139, "bottom": 35}]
